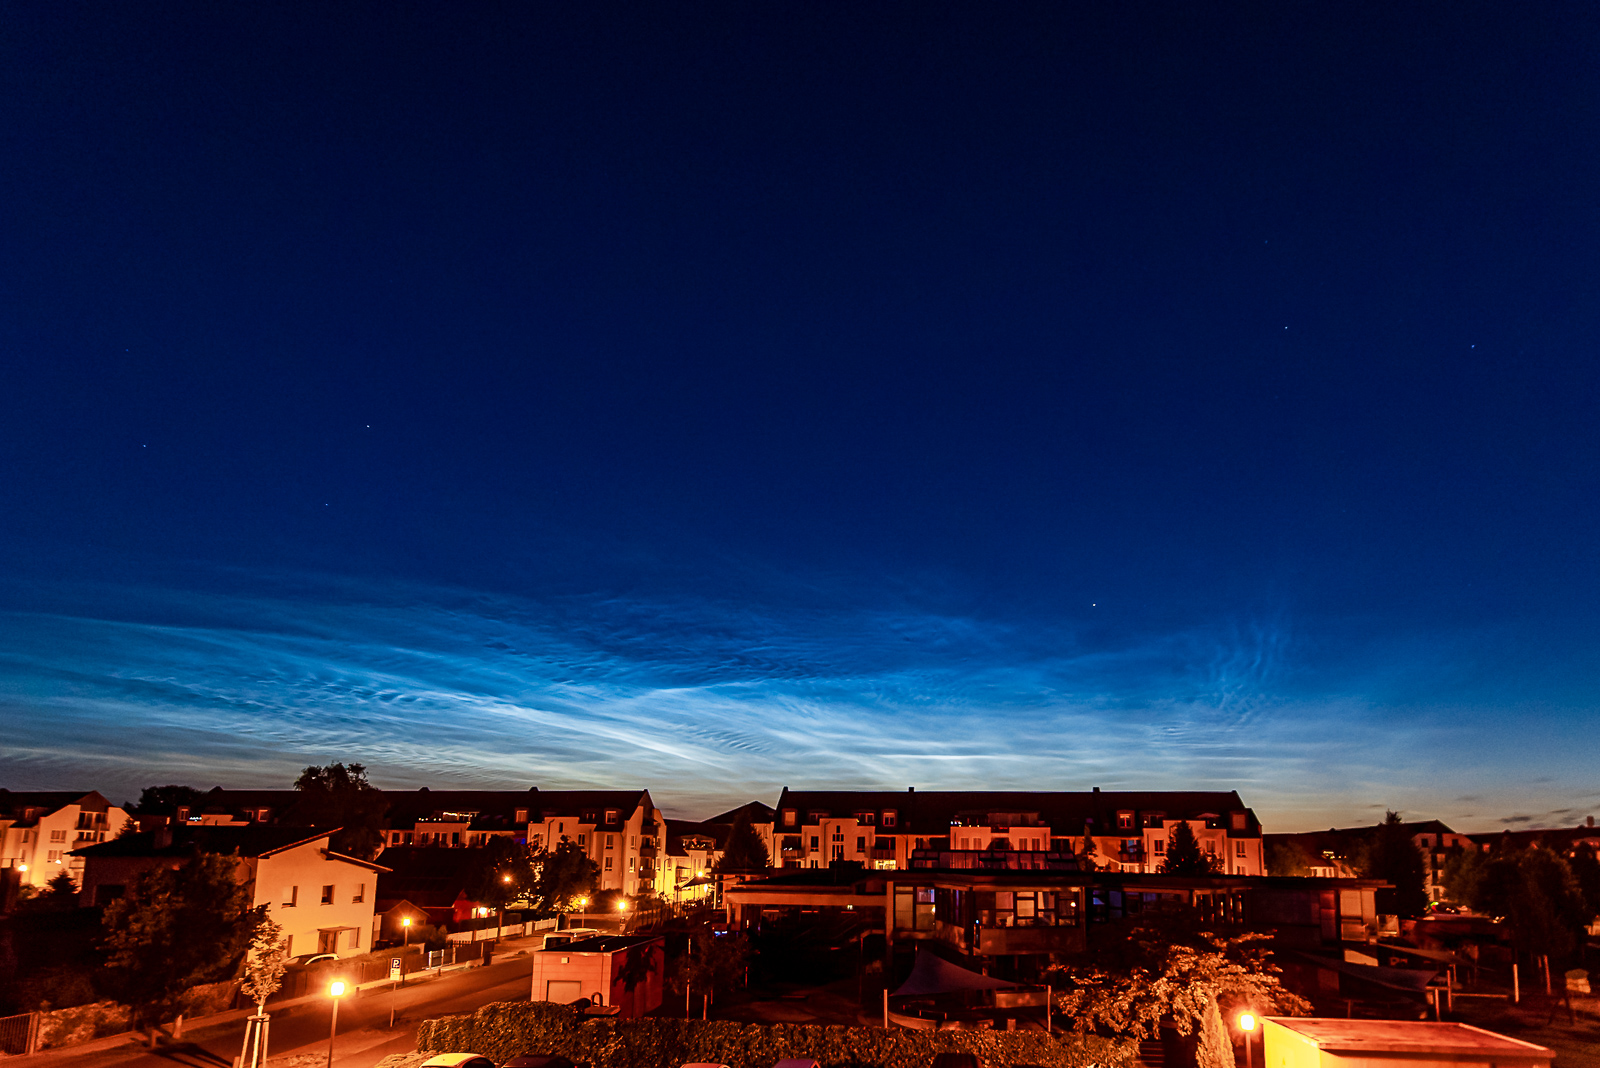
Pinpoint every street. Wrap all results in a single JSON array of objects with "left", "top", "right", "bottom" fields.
[{"left": 15, "top": 954, "right": 536, "bottom": 1068}]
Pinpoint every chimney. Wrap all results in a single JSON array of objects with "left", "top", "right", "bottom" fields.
[
  {"left": 1589, "top": 815, "right": 1595, "bottom": 828},
  {"left": 908, "top": 787, "right": 915, "bottom": 793},
  {"left": 1092, "top": 786, "right": 1100, "bottom": 793}
]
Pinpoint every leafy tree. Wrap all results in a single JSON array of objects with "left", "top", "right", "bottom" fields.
[
  {"left": 469, "top": 836, "right": 539, "bottom": 920},
  {"left": 1264, "top": 839, "right": 1318, "bottom": 877},
  {"left": 1441, "top": 845, "right": 1489, "bottom": 907},
  {"left": 716, "top": 810, "right": 770, "bottom": 871},
  {"left": 1568, "top": 845, "right": 1600, "bottom": 920},
  {"left": 532, "top": 837, "right": 599, "bottom": 915},
  {"left": 1361, "top": 812, "right": 1428, "bottom": 918},
  {"left": 292, "top": 763, "right": 388, "bottom": 860},
  {"left": 1162, "top": 822, "right": 1222, "bottom": 876},
  {"left": 1051, "top": 925, "right": 1309, "bottom": 1040},
  {"left": 1079, "top": 830, "right": 1099, "bottom": 870},
  {"left": 102, "top": 852, "right": 265, "bottom": 1040},
  {"left": 671, "top": 932, "right": 749, "bottom": 1009},
  {"left": 239, "top": 916, "right": 288, "bottom": 1014},
  {"left": 1472, "top": 847, "right": 1589, "bottom": 962},
  {"left": 131, "top": 785, "right": 201, "bottom": 818}
]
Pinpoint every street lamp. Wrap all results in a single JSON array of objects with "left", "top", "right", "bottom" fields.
[
  {"left": 402, "top": 916, "right": 412, "bottom": 948},
  {"left": 326, "top": 981, "right": 347, "bottom": 1068},
  {"left": 1239, "top": 1012, "right": 1257, "bottom": 1068}
]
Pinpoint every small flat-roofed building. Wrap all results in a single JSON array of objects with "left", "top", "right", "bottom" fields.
[
  {"left": 1263, "top": 1018, "right": 1551, "bottom": 1068},
  {"left": 528, "top": 935, "right": 665, "bottom": 1018}
]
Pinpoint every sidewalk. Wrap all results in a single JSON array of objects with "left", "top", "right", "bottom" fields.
[{"left": 14, "top": 934, "right": 544, "bottom": 1064}]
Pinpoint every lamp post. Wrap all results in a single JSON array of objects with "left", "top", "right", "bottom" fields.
[
  {"left": 402, "top": 916, "right": 411, "bottom": 947},
  {"left": 326, "top": 981, "right": 347, "bottom": 1068},
  {"left": 1239, "top": 1012, "right": 1257, "bottom": 1068}
]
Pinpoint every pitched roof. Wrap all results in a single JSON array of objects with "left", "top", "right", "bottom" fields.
[
  {"left": 0, "top": 790, "right": 116, "bottom": 824},
  {"left": 705, "top": 801, "right": 776, "bottom": 825},
  {"left": 773, "top": 788, "right": 1259, "bottom": 836}
]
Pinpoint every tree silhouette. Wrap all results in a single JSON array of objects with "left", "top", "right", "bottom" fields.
[
  {"left": 1162, "top": 821, "right": 1221, "bottom": 875},
  {"left": 292, "top": 763, "right": 388, "bottom": 859},
  {"left": 102, "top": 852, "right": 264, "bottom": 1039},
  {"left": 1363, "top": 812, "right": 1428, "bottom": 918},
  {"left": 716, "top": 809, "right": 770, "bottom": 871}
]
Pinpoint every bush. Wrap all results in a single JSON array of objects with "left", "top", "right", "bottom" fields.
[{"left": 417, "top": 1000, "right": 1132, "bottom": 1068}]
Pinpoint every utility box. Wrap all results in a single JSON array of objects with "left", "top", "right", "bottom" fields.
[
  {"left": 1263, "top": 1018, "right": 1552, "bottom": 1068},
  {"left": 529, "top": 935, "right": 665, "bottom": 1019}
]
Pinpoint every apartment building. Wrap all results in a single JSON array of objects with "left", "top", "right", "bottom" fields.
[
  {"left": 72, "top": 825, "right": 389, "bottom": 959},
  {"left": 1266, "top": 819, "right": 1478, "bottom": 903},
  {"left": 0, "top": 790, "right": 130, "bottom": 889},
  {"left": 525, "top": 790, "right": 666, "bottom": 897},
  {"left": 772, "top": 788, "right": 1265, "bottom": 875}
]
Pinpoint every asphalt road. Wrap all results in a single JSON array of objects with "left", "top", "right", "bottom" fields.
[{"left": 19, "top": 956, "right": 535, "bottom": 1068}]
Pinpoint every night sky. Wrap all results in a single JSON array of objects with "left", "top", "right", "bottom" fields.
[{"left": 3, "top": 4, "right": 1597, "bottom": 829}]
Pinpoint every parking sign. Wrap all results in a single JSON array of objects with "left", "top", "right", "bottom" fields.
[{"left": 389, "top": 957, "right": 402, "bottom": 980}]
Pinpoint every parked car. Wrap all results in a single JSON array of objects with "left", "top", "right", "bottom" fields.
[
  {"left": 422, "top": 1055, "right": 496, "bottom": 1068},
  {"left": 541, "top": 928, "right": 601, "bottom": 949}
]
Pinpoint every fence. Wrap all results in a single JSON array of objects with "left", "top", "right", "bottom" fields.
[
  {"left": 445, "top": 918, "right": 556, "bottom": 944},
  {"left": 0, "top": 1012, "right": 40, "bottom": 1056}
]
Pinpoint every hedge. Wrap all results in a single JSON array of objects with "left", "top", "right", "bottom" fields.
[{"left": 416, "top": 1001, "right": 1133, "bottom": 1068}]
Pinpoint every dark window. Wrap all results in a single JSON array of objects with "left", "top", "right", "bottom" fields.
[{"left": 320, "top": 884, "right": 334, "bottom": 904}]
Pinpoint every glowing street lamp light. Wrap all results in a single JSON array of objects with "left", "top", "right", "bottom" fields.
[
  {"left": 402, "top": 916, "right": 412, "bottom": 948},
  {"left": 326, "top": 981, "right": 348, "bottom": 1068},
  {"left": 1238, "top": 1012, "right": 1258, "bottom": 1068}
]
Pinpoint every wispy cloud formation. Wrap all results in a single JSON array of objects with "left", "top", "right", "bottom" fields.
[{"left": 0, "top": 569, "right": 1594, "bottom": 828}]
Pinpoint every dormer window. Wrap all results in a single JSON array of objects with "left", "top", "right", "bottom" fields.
[
  {"left": 605, "top": 810, "right": 619, "bottom": 823},
  {"left": 1117, "top": 811, "right": 1134, "bottom": 830},
  {"left": 855, "top": 811, "right": 876, "bottom": 825},
  {"left": 1231, "top": 812, "right": 1247, "bottom": 830},
  {"left": 807, "top": 811, "right": 827, "bottom": 824},
  {"left": 515, "top": 809, "right": 528, "bottom": 823},
  {"left": 881, "top": 811, "right": 897, "bottom": 828},
  {"left": 783, "top": 809, "right": 797, "bottom": 827}
]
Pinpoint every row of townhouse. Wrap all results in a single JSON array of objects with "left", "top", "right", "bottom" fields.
[
  {"left": 0, "top": 790, "right": 130, "bottom": 890},
  {"left": 764, "top": 788, "right": 1267, "bottom": 875},
  {"left": 169, "top": 786, "right": 742, "bottom": 900},
  {"left": 1266, "top": 815, "right": 1600, "bottom": 903}
]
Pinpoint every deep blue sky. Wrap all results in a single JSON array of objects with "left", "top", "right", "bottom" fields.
[{"left": 2, "top": 3, "right": 1597, "bottom": 829}]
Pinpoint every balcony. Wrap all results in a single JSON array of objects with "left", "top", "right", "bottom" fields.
[
  {"left": 870, "top": 847, "right": 896, "bottom": 860},
  {"left": 639, "top": 843, "right": 657, "bottom": 858}
]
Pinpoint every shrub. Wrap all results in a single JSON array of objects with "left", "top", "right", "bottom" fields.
[{"left": 416, "top": 1000, "right": 1132, "bottom": 1068}]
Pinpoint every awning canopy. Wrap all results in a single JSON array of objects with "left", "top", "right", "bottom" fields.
[{"left": 892, "top": 949, "right": 1019, "bottom": 997}]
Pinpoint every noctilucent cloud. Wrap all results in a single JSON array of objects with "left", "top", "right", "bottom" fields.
[{"left": 2, "top": 4, "right": 1597, "bottom": 829}]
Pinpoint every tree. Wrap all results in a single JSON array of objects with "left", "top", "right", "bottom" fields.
[
  {"left": 1473, "top": 847, "right": 1589, "bottom": 964},
  {"left": 102, "top": 852, "right": 264, "bottom": 1041},
  {"left": 1264, "top": 839, "right": 1318, "bottom": 877},
  {"left": 1362, "top": 812, "right": 1428, "bottom": 918},
  {"left": 468, "top": 836, "right": 539, "bottom": 921},
  {"left": 38, "top": 870, "right": 81, "bottom": 911},
  {"left": 1569, "top": 845, "right": 1600, "bottom": 919},
  {"left": 239, "top": 916, "right": 289, "bottom": 1014},
  {"left": 670, "top": 931, "right": 748, "bottom": 1011},
  {"left": 532, "top": 837, "right": 599, "bottom": 915},
  {"left": 131, "top": 785, "right": 201, "bottom": 818},
  {"left": 1441, "top": 845, "right": 1489, "bottom": 907},
  {"left": 292, "top": 763, "right": 388, "bottom": 860},
  {"left": 716, "top": 810, "right": 770, "bottom": 871},
  {"left": 1079, "top": 830, "right": 1099, "bottom": 870},
  {"left": 1051, "top": 925, "right": 1309, "bottom": 1041},
  {"left": 1162, "top": 821, "right": 1222, "bottom": 875}
]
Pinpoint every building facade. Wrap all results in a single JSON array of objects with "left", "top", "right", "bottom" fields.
[
  {"left": 772, "top": 789, "right": 1265, "bottom": 875},
  {"left": 0, "top": 790, "right": 130, "bottom": 889}
]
